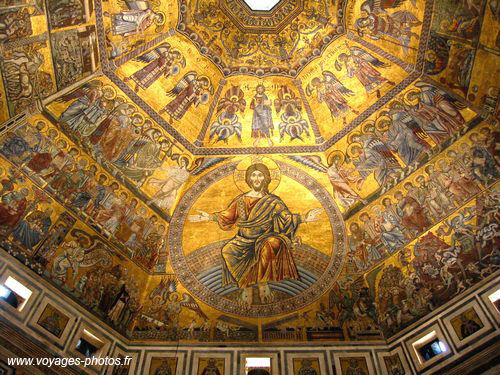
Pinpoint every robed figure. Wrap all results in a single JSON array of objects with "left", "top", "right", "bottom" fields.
[
  {"left": 126, "top": 43, "right": 185, "bottom": 92},
  {"left": 250, "top": 85, "right": 274, "bottom": 146},
  {"left": 160, "top": 72, "right": 212, "bottom": 121},
  {"left": 189, "top": 163, "right": 321, "bottom": 305}
]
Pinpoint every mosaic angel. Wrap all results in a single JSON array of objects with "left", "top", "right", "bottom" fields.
[
  {"left": 288, "top": 154, "right": 366, "bottom": 210},
  {"left": 355, "top": 0, "right": 421, "bottom": 55},
  {"left": 209, "top": 85, "right": 245, "bottom": 143},
  {"left": 159, "top": 72, "right": 213, "bottom": 121},
  {"left": 306, "top": 71, "right": 358, "bottom": 124},
  {"left": 336, "top": 46, "right": 395, "bottom": 98},
  {"left": 111, "top": 0, "right": 164, "bottom": 38},
  {"left": 125, "top": 43, "right": 185, "bottom": 92},
  {"left": 275, "top": 85, "right": 310, "bottom": 141}
]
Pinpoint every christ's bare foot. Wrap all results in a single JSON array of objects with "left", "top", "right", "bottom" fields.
[
  {"left": 258, "top": 283, "right": 273, "bottom": 304},
  {"left": 240, "top": 287, "right": 253, "bottom": 306}
]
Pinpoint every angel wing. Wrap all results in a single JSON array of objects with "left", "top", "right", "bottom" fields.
[
  {"left": 350, "top": 46, "right": 390, "bottom": 68},
  {"left": 368, "top": 138, "right": 400, "bottom": 166},
  {"left": 361, "top": 0, "right": 411, "bottom": 14},
  {"left": 80, "top": 243, "right": 113, "bottom": 268},
  {"left": 166, "top": 72, "right": 197, "bottom": 97},
  {"left": 122, "top": 0, "right": 151, "bottom": 10},
  {"left": 189, "top": 157, "right": 227, "bottom": 176},
  {"left": 287, "top": 155, "right": 328, "bottom": 173},
  {"left": 350, "top": 277, "right": 365, "bottom": 302},
  {"left": 56, "top": 81, "right": 102, "bottom": 103},
  {"left": 392, "top": 10, "right": 421, "bottom": 25},
  {"left": 323, "top": 71, "right": 355, "bottom": 96},
  {"left": 181, "top": 293, "right": 208, "bottom": 320},
  {"left": 149, "top": 276, "right": 177, "bottom": 301},
  {"left": 134, "top": 43, "right": 170, "bottom": 63},
  {"left": 328, "top": 282, "right": 343, "bottom": 308},
  {"left": 414, "top": 82, "right": 466, "bottom": 110}
]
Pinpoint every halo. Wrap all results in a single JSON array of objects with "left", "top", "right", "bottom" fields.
[
  {"left": 102, "top": 85, "right": 116, "bottom": 100},
  {"left": 131, "top": 112, "right": 145, "bottom": 125},
  {"left": 154, "top": 11, "right": 166, "bottom": 26},
  {"left": 375, "top": 115, "right": 392, "bottom": 132},
  {"left": 234, "top": 156, "right": 281, "bottom": 193},
  {"left": 371, "top": 204, "right": 383, "bottom": 215},
  {"left": 361, "top": 120, "right": 375, "bottom": 134},
  {"left": 347, "top": 142, "right": 362, "bottom": 159},
  {"left": 347, "top": 130, "right": 361, "bottom": 144},
  {"left": 327, "top": 150, "right": 345, "bottom": 167},
  {"left": 403, "top": 89, "right": 420, "bottom": 107}
]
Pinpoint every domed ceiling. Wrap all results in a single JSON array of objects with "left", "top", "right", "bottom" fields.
[{"left": 0, "top": 0, "right": 498, "bottom": 344}]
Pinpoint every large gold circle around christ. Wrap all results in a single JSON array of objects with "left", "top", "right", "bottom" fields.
[{"left": 168, "top": 160, "right": 347, "bottom": 317}]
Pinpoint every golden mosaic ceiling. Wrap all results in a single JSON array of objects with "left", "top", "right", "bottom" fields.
[{"left": 0, "top": 0, "right": 498, "bottom": 344}]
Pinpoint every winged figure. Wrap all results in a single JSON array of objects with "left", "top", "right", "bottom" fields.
[
  {"left": 216, "top": 85, "right": 246, "bottom": 117},
  {"left": 160, "top": 72, "right": 213, "bottom": 121},
  {"left": 125, "top": 43, "right": 185, "bottom": 92},
  {"left": 111, "top": 1, "right": 164, "bottom": 37},
  {"left": 355, "top": 0, "right": 421, "bottom": 54},
  {"left": 147, "top": 277, "right": 208, "bottom": 320},
  {"left": 337, "top": 46, "right": 394, "bottom": 97},
  {"left": 180, "top": 293, "right": 208, "bottom": 320},
  {"left": 328, "top": 278, "right": 364, "bottom": 326},
  {"left": 306, "top": 71, "right": 358, "bottom": 124},
  {"left": 288, "top": 154, "right": 366, "bottom": 209},
  {"left": 149, "top": 276, "right": 177, "bottom": 302},
  {"left": 209, "top": 85, "right": 245, "bottom": 143},
  {"left": 274, "top": 85, "right": 310, "bottom": 141}
]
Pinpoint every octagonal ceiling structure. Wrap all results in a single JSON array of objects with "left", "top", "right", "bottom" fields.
[
  {"left": 0, "top": 0, "right": 497, "bottom": 347},
  {"left": 88, "top": 0, "right": 421, "bottom": 157}
]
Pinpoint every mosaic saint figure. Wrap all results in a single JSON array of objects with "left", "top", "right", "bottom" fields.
[
  {"left": 298, "top": 359, "right": 318, "bottom": 375},
  {"left": 153, "top": 361, "right": 172, "bottom": 375},
  {"left": 407, "top": 83, "right": 466, "bottom": 143},
  {"left": 149, "top": 159, "right": 190, "bottom": 212},
  {"left": 200, "top": 359, "right": 221, "bottom": 375},
  {"left": 111, "top": 1, "right": 164, "bottom": 38},
  {"left": 327, "top": 153, "right": 365, "bottom": 209},
  {"left": 355, "top": 0, "right": 421, "bottom": 55},
  {"left": 125, "top": 43, "right": 185, "bottom": 92},
  {"left": 382, "top": 102, "right": 431, "bottom": 166},
  {"left": 160, "top": 72, "right": 212, "bottom": 121},
  {"left": 57, "top": 81, "right": 107, "bottom": 134},
  {"left": 336, "top": 46, "right": 394, "bottom": 98},
  {"left": 189, "top": 163, "right": 322, "bottom": 305},
  {"left": 250, "top": 85, "right": 274, "bottom": 147},
  {"left": 11, "top": 207, "right": 52, "bottom": 250},
  {"left": 306, "top": 71, "right": 358, "bottom": 124}
]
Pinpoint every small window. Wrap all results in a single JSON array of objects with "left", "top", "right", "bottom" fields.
[
  {"left": 412, "top": 331, "right": 448, "bottom": 364},
  {"left": 0, "top": 276, "right": 32, "bottom": 311},
  {"left": 246, "top": 357, "right": 271, "bottom": 375},
  {"left": 418, "top": 338, "right": 446, "bottom": 361},
  {"left": 75, "top": 329, "right": 104, "bottom": 358},
  {"left": 488, "top": 288, "right": 500, "bottom": 313}
]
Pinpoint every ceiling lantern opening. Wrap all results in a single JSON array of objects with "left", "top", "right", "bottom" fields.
[{"left": 243, "top": 0, "right": 282, "bottom": 11}]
